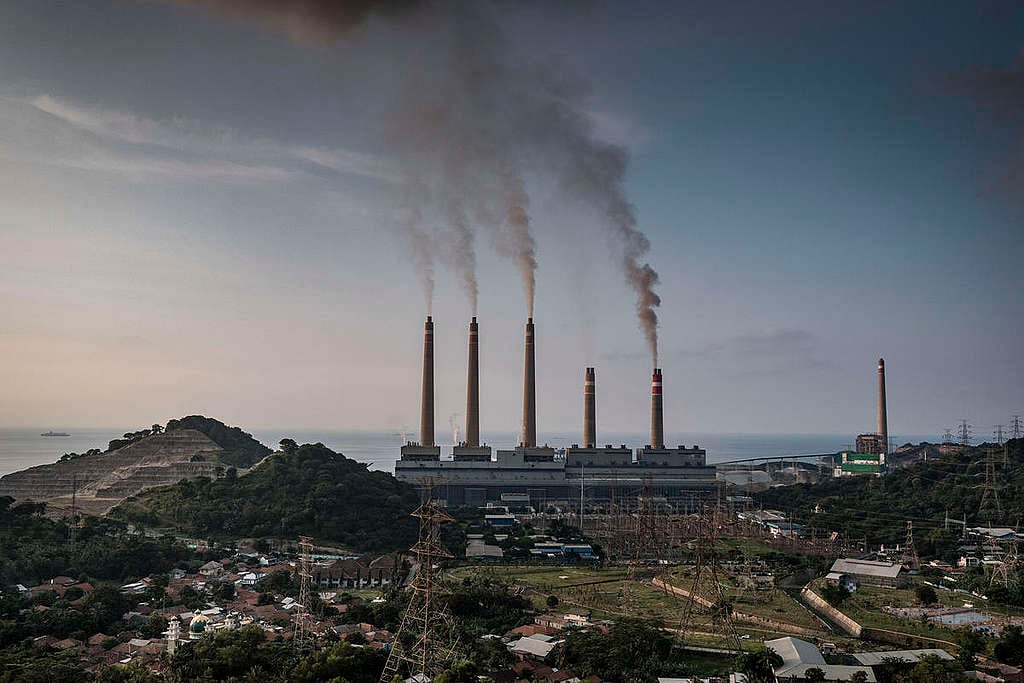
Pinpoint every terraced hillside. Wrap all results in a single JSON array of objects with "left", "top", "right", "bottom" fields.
[{"left": 0, "top": 417, "right": 269, "bottom": 515}]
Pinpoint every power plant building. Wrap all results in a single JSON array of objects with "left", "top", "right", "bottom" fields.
[{"left": 396, "top": 317, "right": 718, "bottom": 508}]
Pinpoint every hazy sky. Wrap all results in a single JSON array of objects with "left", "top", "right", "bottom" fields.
[{"left": 1, "top": 1, "right": 1022, "bottom": 440}]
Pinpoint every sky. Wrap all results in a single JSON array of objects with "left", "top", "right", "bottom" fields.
[{"left": 0, "top": 1, "right": 1022, "bottom": 440}]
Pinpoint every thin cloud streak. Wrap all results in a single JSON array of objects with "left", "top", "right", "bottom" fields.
[{"left": 18, "top": 93, "right": 398, "bottom": 185}]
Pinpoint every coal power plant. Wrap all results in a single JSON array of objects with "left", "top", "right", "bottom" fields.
[{"left": 395, "top": 316, "right": 717, "bottom": 509}]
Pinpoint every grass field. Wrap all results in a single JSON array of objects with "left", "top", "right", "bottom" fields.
[{"left": 450, "top": 564, "right": 824, "bottom": 649}]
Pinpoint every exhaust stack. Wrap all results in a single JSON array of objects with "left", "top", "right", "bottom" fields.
[
  {"left": 521, "top": 318, "right": 536, "bottom": 447},
  {"left": 465, "top": 317, "right": 480, "bottom": 447},
  {"left": 650, "top": 368, "right": 664, "bottom": 449},
  {"left": 584, "top": 367, "right": 596, "bottom": 448},
  {"left": 419, "top": 316, "right": 434, "bottom": 447},
  {"left": 878, "top": 358, "right": 888, "bottom": 455}
]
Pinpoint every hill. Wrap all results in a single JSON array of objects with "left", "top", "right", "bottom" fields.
[
  {"left": 755, "top": 438, "right": 1024, "bottom": 556},
  {"left": 0, "top": 416, "right": 270, "bottom": 515},
  {"left": 112, "top": 441, "right": 420, "bottom": 552}
]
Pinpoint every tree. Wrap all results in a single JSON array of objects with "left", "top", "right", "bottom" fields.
[
  {"left": 849, "top": 672, "right": 868, "bottom": 683},
  {"left": 820, "top": 582, "right": 851, "bottom": 607},
  {"left": 546, "top": 594, "right": 559, "bottom": 608},
  {"left": 901, "top": 654, "right": 956, "bottom": 683},
  {"left": 803, "top": 667, "right": 826, "bottom": 682},
  {"left": 914, "top": 584, "right": 937, "bottom": 606},
  {"left": 955, "top": 627, "right": 987, "bottom": 669},
  {"left": 994, "top": 624, "right": 1024, "bottom": 665},
  {"left": 96, "top": 664, "right": 162, "bottom": 682},
  {"left": 279, "top": 439, "right": 299, "bottom": 454},
  {"left": 735, "top": 648, "right": 782, "bottom": 683}
]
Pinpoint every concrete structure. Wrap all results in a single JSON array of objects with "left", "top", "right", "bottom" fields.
[
  {"left": 401, "top": 316, "right": 441, "bottom": 461},
  {"left": 834, "top": 451, "right": 886, "bottom": 477},
  {"left": 878, "top": 358, "right": 888, "bottom": 455},
  {"left": 650, "top": 368, "right": 664, "bottom": 449},
  {"left": 851, "top": 649, "right": 954, "bottom": 666},
  {"left": 583, "top": 367, "right": 596, "bottom": 449},
  {"left": 766, "top": 637, "right": 876, "bottom": 682},
  {"left": 829, "top": 558, "right": 903, "bottom": 588},
  {"left": 522, "top": 318, "right": 537, "bottom": 448},
  {"left": 453, "top": 317, "right": 491, "bottom": 462},
  {"left": 395, "top": 318, "right": 717, "bottom": 507},
  {"left": 465, "top": 317, "right": 480, "bottom": 447},
  {"left": 420, "top": 316, "right": 435, "bottom": 448},
  {"left": 856, "top": 433, "right": 885, "bottom": 456}
]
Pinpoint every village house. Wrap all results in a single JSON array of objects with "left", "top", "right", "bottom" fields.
[{"left": 829, "top": 558, "right": 904, "bottom": 588}]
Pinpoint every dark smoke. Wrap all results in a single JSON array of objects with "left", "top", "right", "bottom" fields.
[
  {"left": 943, "top": 50, "right": 1024, "bottom": 207},
  {"left": 167, "top": 0, "right": 661, "bottom": 361},
  {"left": 165, "top": 0, "right": 425, "bottom": 44}
]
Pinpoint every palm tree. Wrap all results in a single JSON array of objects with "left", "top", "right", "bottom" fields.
[{"left": 736, "top": 647, "right": 783, "bottom": 683}]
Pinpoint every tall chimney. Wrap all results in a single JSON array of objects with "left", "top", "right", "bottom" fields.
[
  {"left": 877, "top": 358, "right": 888, "bottom": 455},
  {"left": 521, "top": 318, "right": 536, "bottom": 448},
  {"left": 650, "top": 368, "right": 664, "bottom": 449},
  {"left": 465, "top": 317, "right": 480, "bottom": 447},
  {"left": 419, "top": 316, "right": 434, "bottom": 447},
  {"left": 584, "top": 367, "right": 596, "bottom": 448}
]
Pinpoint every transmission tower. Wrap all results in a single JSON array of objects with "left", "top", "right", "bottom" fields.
[
  {"left": 673, "top": 504, "right": 741, "bottom": 653},
  {"left": 958, "top": 420, "right": 973, "bottom": 447},
  {"left": 977, "top": 448, "right": 1003, "bottom": 523},
  {"left": 380, "top": 488, "right": 460, "bottom": 683},
  {"left": 941, "top": 428, "right": 954, "bottom": 444},
  {"left": 899, "top": 521, "right": 920, "bottom": 570},
  {"left": 293, "top": 536, "right": 316, "bottom": 652},
  {"left": 1011, "top": 416, "right": 1023, "bottom": 440},
  {"left": 990, "top": 540, "right": 1020, "bottom": 589},
  {"left": 994, "top": 425, "right": 1005, "bottom": 445}
]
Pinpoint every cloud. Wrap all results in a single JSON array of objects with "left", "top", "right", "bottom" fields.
[
  {"left": 8, "top": 93, "right": 395, "bottom": 185},
  {"left": 942, "top": 49, "right": 1024, "bottom": 205}
]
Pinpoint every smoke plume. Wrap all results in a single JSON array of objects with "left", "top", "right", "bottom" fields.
[{"left": 165, "top": 0, "right": 661, "bottom": 360}]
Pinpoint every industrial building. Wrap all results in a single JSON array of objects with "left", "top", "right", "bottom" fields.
[{"left": 395, "top": 316, "right": 718, "bottom": 508}]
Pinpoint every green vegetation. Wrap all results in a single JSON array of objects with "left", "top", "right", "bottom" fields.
[
  {"left": 757, "top": 438, "right": 1024, "bottom": 554},
  {"left": 0, "top": 496, "right": 191, "bottom": 588},
  {"left": 164, "top": 415, "right": 271, "bottom": 468},
  {"left": 557, "top": 619, "right": 732, "bottom": 682},
  {"left": 114, "top": 442, "right": 419, "bottom": 551}
]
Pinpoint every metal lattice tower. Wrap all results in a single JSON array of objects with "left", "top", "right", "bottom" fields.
[
  {"left": 978, "top": 448, "right": 1003, "bottom": 523},
  {"left": 673, "top": 504, "right": 741, "bottom": 653},
  {"left": 942, "top": 428, "right": 955, "bottom": 444},
  {"left": 994, "top": 425, "right": 1005, "bottom": 445},
  {"left": 958, "top": 420, "right": 973, "bottom": 447},
  {"left": 380, "top": 489, "right": 460, "bottom": 683},
  {"left": 1011, "top": 416, "right": 1023, "bottom": 440},
  {"left": 899, "top": 521, "right": 920, "bottom": 570},
  {"left": 990, "top": 540, "right": 1020, "bottom": 589},
  {"left": 293, "top": 536, "right": 316, "bottom": 652}
]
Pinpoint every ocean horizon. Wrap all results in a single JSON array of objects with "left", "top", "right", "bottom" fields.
[{"left": 0, "top": 427, "right": 938, "bottom": 478}]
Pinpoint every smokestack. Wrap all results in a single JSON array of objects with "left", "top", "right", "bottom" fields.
[
  {"left": 465, "top": 317, "right": 480, "bottom": 447},
  {"left": 878, "top": 358, "right": 888, "bottom": 455},
  {"left": 584, "top": 367, "right": 596, "bottom": 448},
  {"left": 650, "top": 368, "right": 664, "bottom": 449},
  {"left": 419, "top": 316, "right": 434, "bottom": 447},
  {"left": 521, "top": 318, "right": 536, "bottom": 448}
]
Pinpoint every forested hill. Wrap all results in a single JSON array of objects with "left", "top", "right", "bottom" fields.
[
  {"left": 112, "top": 442, "right": 420, "bottom": 552},
  {"left": 163, "top": 415, "right": 271, "bottom": 468},
  {"left": 755, "top": 439, "right": 1024, "bottom": 555}
]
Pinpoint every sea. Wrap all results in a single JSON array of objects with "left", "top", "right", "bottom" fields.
[{"left": 0, "top": 427, "right": 937, "bottom": 477}]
